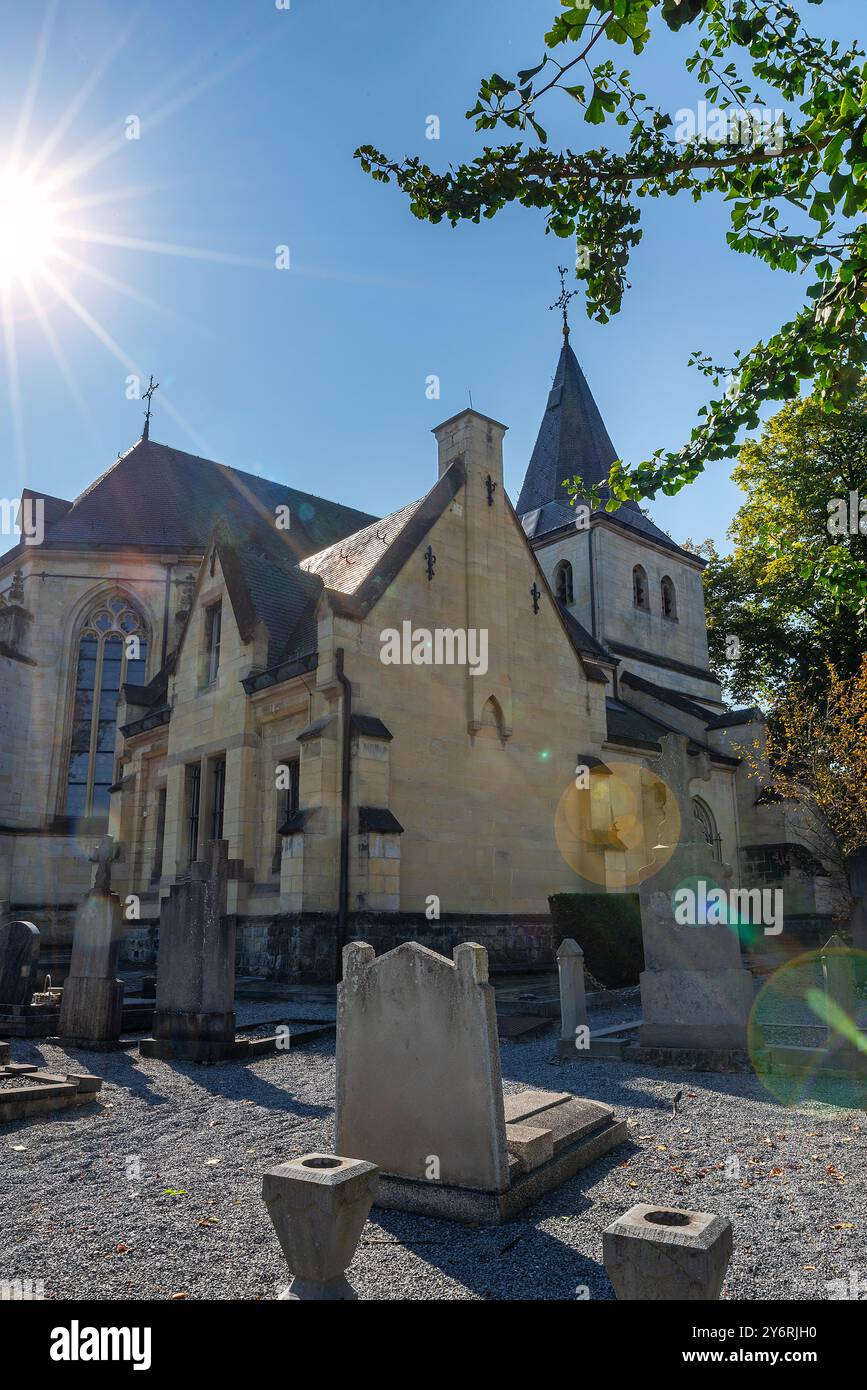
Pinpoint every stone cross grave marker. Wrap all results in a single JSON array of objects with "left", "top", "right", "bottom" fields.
[{"left": 58, "top": 838, "right": 124, "bottom": 1045}]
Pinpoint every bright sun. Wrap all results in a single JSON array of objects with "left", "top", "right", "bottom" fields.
[{"left": 0, "top": 165, "right": 61, "bottom": 290}]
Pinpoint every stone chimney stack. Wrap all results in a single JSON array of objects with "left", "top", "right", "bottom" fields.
[{"left": 432, "top": 409, "right": 507, "bottom": 488}]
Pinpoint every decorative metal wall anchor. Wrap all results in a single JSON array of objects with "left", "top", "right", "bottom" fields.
[
  {"left": 424, "top": 546, "right": 436, "bottom": 581},
  {"left": 530, "top": 581, "right": 541, "bottom": 614},
  {"left": 485, "top": 474, "right": 497, "bottom": 506}
]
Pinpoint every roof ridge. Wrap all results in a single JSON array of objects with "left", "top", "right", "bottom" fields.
[{"left": 68, "top": 436, "right": 144, "bottom": 509}]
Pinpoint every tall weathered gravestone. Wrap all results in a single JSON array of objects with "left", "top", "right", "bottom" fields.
[
  {"left": 0, "top": 919, "right": 40, "bottom": 1008},
  {"left": 335, "top": 940, "right": 626, "bottom": 1222},
  {"left": 140, "top": 839, "right": 238, "bottom": 1062},
  {"left": 58, "top": 837, "right": 124, "bottom": 1047},
  {"left": 638, "top": 735, "right": 753, "bottom": 1052}
]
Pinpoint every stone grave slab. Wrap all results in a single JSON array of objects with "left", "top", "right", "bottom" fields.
[{"left": 0, "top": 1065, "right": 102, "bottom": 1122}]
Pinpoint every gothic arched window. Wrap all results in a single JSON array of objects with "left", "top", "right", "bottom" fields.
[
  {"left": 554, "top": 560, "right": 574, "bottom": 605},
  {"left": 633, "top": 564, "right": 650, "bottom": 611},
  {"left": 661, "top": 575, "right": 677, "bottom": 620},
  {"left": 65, "top": 595, "right": 149, "bottom": 821},
  {"left": 692, "top": 797, "right": 721, "bottom": 861}
]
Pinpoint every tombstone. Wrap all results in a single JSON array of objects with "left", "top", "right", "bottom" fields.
[
  {"left": 556, "top": 937, "right": 588, "bottom": 1057},
  {"left": 848, "top": 848, "right": 867, "bottom": 956},
  {"left": 140, "top": 840, "right": 239, "bottom": 1062},
  {"left": 637, "top": 735, "right": 753, "bottom": 1052},
  {"left": 335, "top": 940, "right": 626, "bottom": 1223},
  {"left": 58, "top": 839, "right": 125, "bottom": 1046},
  {"left": 0, "top": 920, "right": 40, "bottom": 1008}
]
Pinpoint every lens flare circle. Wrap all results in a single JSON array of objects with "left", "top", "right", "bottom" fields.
[
  {"left": 748, "top": 944, "right": 867, "bottom": 1109},
  {"left": 554, "top": 760, "right": 681, "bottom": 888}
]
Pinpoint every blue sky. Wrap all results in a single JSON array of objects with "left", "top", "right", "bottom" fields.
[{"left": 0, "top": 0, "right": 861, "bottom": 551}]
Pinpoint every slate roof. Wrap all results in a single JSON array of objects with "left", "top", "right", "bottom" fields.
[
  {"left": 301, "top": 462, "right": 466, "bottom": 619},
  {"left": 300, "top": 497, "right": 425, "bottom": 594},
  {"left": 606, "top": 697, "right": 665, "bottom": 750},
  {"left": 606, "top": 696, "right": 740, "bottom": 765},
  {"left": 0, "top": 436, "right": 376, "bottom": 568},
  {"left": 517, "top": 337, "right": 620, "bottom": 515},
  {"left": 220, "top": 514, "right": 324, "bottom": 666},
  {"left": 619, "top": 670, "right": 721, "bottom": 724},
  {"left": 556, "top": 600, "right": 615, "bottom": 663},
  {"left": 516, "top": 336, "right": 695, "bottom": 559},
  {"left": 705, "top": 706, "right": 764, "bottom": 730}
]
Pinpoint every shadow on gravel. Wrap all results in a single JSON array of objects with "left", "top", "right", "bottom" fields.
[
  {"left": 184, "top": 1061, "right": 332, "bottom": 1118},
  {"left": 370, "top": 1199, "right": 611, "bottom": 1300},
  {"left": 499, "top": 1050, "right": 793, "bottom": 1114},
  {"left": 22, "top": 1043, "right": 170, "bottom": 1107}
]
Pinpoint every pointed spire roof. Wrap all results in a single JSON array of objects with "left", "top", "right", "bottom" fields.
[
  {"left": 516, "top": 336, "right": 619, "bottom": 516},
  {"left": 517, "top": 335, "right": 695, "bottom": 559}
]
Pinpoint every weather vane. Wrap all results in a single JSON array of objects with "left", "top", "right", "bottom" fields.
[
  {"left": 550, "top": 265, "right": 578, "bottom": 343},
  {"left": 142, "top": 375, "right": 160, "bottom": 440}
]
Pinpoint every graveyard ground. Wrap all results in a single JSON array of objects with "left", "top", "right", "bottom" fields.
[{"left": 1, "top": 996, "right": 864, "bottom": 1302}]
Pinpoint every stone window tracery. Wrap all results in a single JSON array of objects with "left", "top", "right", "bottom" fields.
[{"left": 64, "top": 594, "right": 149, "bottom": 820}]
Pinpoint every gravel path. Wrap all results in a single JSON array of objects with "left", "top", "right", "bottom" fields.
[{"left": 1, "top": 1019, "right": 864, "bottom": 1302}]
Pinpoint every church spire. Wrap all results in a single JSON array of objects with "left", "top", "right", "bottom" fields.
[{"left": 515, "top": 302, "right": 619, "bottom": 517}]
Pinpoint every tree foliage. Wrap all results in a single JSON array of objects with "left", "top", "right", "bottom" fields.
[
  {"left": 685, "top": 384, "right": 867, "bottom": 704},
  {"left": 738, "top": 655, "right": 867, "bottom": 909},
  {"left": 357, "top": 1, "right": 867, "bottom": 606}
]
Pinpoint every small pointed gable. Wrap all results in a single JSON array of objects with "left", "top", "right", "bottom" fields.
[{"left": 172, "top": 511, "right": 325, "bottom": 675}]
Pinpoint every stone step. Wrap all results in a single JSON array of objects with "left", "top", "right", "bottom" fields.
[{"left": 505, "top": 1122, "right": 554, "bottom": 1172}]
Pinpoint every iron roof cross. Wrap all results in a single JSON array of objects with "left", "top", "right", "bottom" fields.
[
  {"left": 142, "top": 375, "right": 160, "bottom": 440},
  {"left": 550, "top": 265, "right": 577, "bottom": 343}
]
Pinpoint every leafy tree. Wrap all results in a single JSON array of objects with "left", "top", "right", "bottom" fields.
[
  {"left": 357, "top": 1, "right": 867, "bottom": 606},
  {"left": 684, "top": 386, "right": 867, "bottom": 705},
  {"left": 738, "top": 655, "right": 867, "bottom": 916}
]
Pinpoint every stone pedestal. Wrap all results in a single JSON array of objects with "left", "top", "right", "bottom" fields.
[
  {"left": 603, "top": 1203, "right": 733, "bottom": 1301},
  {"left": 556, "top": 937, "right": 588, "bottom": 1057},
  {"left": 58, "top": 893, "right": 124, "bottom": 1046},
  {"left": 262, "top": 1154, "right": 379, "bottom": 1300}
]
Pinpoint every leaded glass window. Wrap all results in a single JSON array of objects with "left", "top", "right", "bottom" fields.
[{"left": 64, "top": 596, "right": 149, "bottom": 820}]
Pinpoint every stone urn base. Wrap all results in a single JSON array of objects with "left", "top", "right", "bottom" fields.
[
  {"left": 603, "top": 1203, "right": 733, "bottom": 1301},
  {"left": 262, "top": 1153, "right": 379, "bottom": 1301}
]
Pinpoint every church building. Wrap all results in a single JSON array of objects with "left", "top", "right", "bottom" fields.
[{"left": 0, "top": 326, "right": 829, "bottom": 978}]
